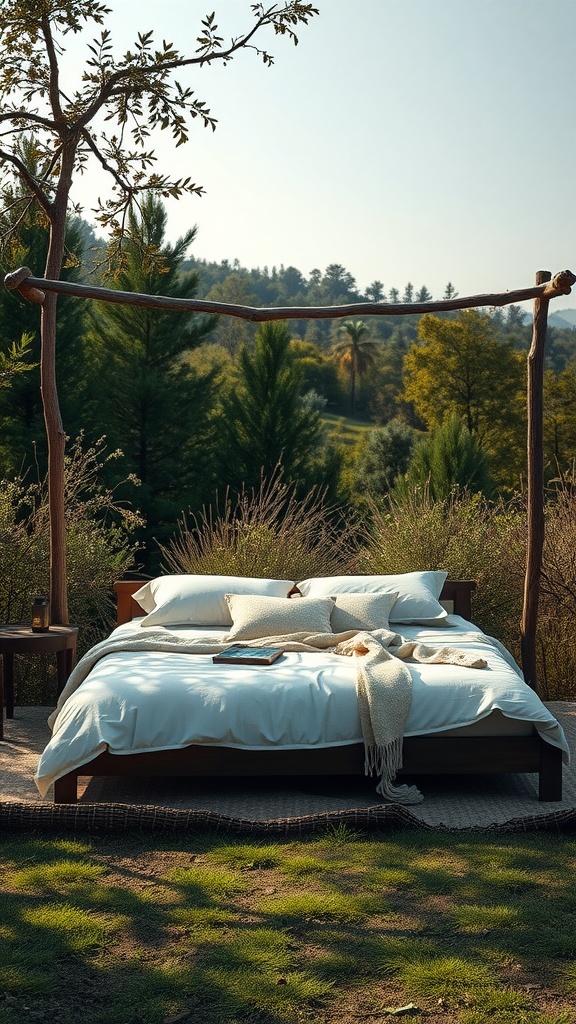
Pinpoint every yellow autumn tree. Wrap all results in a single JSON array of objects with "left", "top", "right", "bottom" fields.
[{"left": 402, "top": 310, "right": 526, "bottom": 490}]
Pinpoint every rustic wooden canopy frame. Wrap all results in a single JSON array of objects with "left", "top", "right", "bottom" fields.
[{"left": 5, "top": 264, "right": 576, "bottom": 690}]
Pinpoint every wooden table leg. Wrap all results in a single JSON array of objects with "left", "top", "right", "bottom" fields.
[
  {"left": 56, "top": 644, "right": 77, "bottom": 696},
  {"left": 56, "top": 649, "right": 67, "bottom": 696}
]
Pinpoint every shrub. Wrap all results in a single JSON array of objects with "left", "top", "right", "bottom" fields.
[
  {"left": 357, "top": 486, "right": 526, "bottom": 652},
  {"left": 0, "top": 437, "right": 140, "bottom": 702},
  {"left": 353, "top": 418, "right": 416, "bottom": 498},
  {"left": 537, "top": 482, "right": 576, "bottom": 700},
  {"left": 159, "top": 470, "right": 360, "bottom": 583},
  {"left": 397, "top": 414, "right": 493, "bottom": 500}
]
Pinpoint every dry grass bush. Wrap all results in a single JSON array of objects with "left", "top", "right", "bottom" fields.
[
  {"left": 0, "top": 479, "right": 47, "bottom": 623},
  {"left": 161, "top": 478, "right": 576, "bottom": 698},
  {"left": 537, "top": 483, "right": 576, "bottom": 700},
  {"left": 160, "top": 471, "right": 360, "bottom": 583},
  {"left": 357, "top": 487, "right": 527, "bottom": 653},
  {"left": 0, "top": 437, "right": 139, "bottom": 702}
]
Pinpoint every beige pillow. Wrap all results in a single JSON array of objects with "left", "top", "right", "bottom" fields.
[
  {"left": 330, "top": 591, "right": 398, "bottom": 633},
  {"left": 224, "top": 593, "right": 334, "bottom": 641}
]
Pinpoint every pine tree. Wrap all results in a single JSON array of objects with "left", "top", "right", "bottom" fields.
[
  {"left": 217, "top": 321, "right": 326, "bottom": 493},
  {"left": 399, "top": 414, "right": 493, "bottom": 499},
  {"left": 85, "top": 195, "right": 218, "bottom": 569}
]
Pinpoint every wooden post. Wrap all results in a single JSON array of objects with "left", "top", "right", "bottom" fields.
[{"left": 521, "top": 270, "right": 551, "bottom": 690}]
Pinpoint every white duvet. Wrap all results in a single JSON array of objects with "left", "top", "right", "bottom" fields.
[{"left": 35, "top": 615, "right": 570, "bottom": 796}]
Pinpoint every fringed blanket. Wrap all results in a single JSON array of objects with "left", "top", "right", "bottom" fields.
[{"left": 49, "top": 627, "right": 487, "bottom": 805}]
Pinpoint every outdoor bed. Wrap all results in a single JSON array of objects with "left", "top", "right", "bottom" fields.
[{"left": 34, "top": 572, "right": 569, "bottom": 804}]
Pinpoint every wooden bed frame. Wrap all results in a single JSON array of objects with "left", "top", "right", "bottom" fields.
[{"left": 52, "top": 579, "right": 563, "bottom": 804}]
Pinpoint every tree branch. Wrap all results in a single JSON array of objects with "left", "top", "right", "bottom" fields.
[
  {"left": 0, "top": 148, "right": 53, "bottom": 215},
  {"left": 72, "top": 4, "right": 313, "bottom": 133},
  {"left": 41, "top": 11, "right": 66, "bottom": 129},
  {"left": 79, "top": 128, "right": 133, "bottom": 196},
  {"left": 0, "top": 109, "right": 58, "bottom": 130}
]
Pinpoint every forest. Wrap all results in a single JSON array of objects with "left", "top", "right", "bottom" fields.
[{"left": 2, "top": 199, "right": 576, "bottom": 541}]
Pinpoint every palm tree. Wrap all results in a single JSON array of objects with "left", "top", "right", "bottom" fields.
[{"left": 332, "top": 320, "right": 380, "bottom": 417}]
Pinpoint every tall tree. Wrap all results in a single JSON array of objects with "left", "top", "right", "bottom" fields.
[
  {"left": 506, "top": 304, "right": 527, "bottom": 329},
  {"left": 0, "top": 0, "right": 318, "bottom": 621},
  {"left": 318, "top": 264, "right": 360, "bottom": 303},
  {"left": 85, "top": 194, "right": 218, "bottom": 570},
  {"left": 402, "top": 309, "right": 526, "bottom": 488},
  {"left": 332, "top": 320, "right": 380, "bottom": 417},
  {"left": 217, "top": 321, "right": 325, "bottom": 493},
  {"left": 365, "top": 280, "right": 385, "bottom": 303},
  {"left": 276, "top": 265, "right": 307, "bottom": 303}
]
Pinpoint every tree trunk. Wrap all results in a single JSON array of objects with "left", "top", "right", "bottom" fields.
[
  {"left": 42, "top": 195, "right": 70, "bottom": 624},
  {"left": 42, "top": 267, "right": 68, "bottom": 623},
  {"left": 520, "top": 270, "right": 551, "bottom": 689}
]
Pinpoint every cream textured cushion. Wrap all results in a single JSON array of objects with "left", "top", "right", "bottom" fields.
[
  {"left": 224, "top": 593, "right": 335, "bottom": 641},
  {"left": 330, "top": 591, "right": 398, "bottom": 633},
  {"left": 134, "top": 574, "right": 295, "bottom": 627},
  {"left": 297, "top": 570, "right": 448, "bottom": 625}
]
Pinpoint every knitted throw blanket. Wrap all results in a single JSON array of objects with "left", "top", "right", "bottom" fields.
[{"left": 48, "top": 627, "right": 487, "bottom": 805}]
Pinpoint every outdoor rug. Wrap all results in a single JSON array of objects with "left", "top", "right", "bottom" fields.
[{"left": 1, "top": 703, "right": 576, "bottom": 834}]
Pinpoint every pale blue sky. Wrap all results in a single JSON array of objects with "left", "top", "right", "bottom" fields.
[{"left": 68, "top": 0, "right": 576, "bottom": 303}]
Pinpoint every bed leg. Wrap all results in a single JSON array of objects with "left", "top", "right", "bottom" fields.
[
  {"left": 538, "top": 741, "right": 563, "bottom": 801},
  {"left": 53, "top": 773, "right": 78, "bottom": 803}
]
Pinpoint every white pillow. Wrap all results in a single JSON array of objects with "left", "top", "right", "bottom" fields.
[
  {"left": 330, "top": 591, "right": 398, "bottom": 633},
  {"left": 134, "top": 574, "right": 295, "bottom": 627},
  {"left": 224, "top": 593, "right": 335, "bottom": 641},
  {"left": 297, "top": 570, "right": 448, "bottom": 625}
]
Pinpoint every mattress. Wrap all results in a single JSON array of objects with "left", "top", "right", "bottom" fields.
[{"left": 34, "top": 615, "right": 570, "bottom": 796}]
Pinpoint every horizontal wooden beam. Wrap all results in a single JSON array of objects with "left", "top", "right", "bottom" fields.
[{"left": 4, "top": 266, "right": 575, "bottom": 321}]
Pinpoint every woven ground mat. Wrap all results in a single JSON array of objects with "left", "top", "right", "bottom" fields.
[{"left": 1, "top": 702, "right": 575, "bottom": 834}]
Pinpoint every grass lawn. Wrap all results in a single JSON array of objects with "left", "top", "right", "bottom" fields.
[
  {"left": 1, "top": 827, "right": 575, "bottom": 1024},
  {"left": 320, "top": 413, "right": 373, "bottom": 449}
]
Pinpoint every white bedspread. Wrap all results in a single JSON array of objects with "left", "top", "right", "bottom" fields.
[{"left": 34, "top": 615, "right": 569, "bottom": 796}]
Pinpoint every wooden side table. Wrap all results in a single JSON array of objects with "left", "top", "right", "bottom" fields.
[{"left": 0, "top": 624, "right": 78, "bottom": 739}]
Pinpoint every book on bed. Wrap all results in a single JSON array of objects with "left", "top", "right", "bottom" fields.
[{"left": 212, "top": 644, "right": 283, "bottom": 665}]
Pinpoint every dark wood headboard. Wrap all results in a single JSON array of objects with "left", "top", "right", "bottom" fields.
[
  {"left": 438, "top": 579, "right": 474, "bottom": 620},
  {"left": 114, "top": 579, "right": 150, "bottom": 625},
  {"left": 114, "top": 578, "right": 476, "bottom": 626}
]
